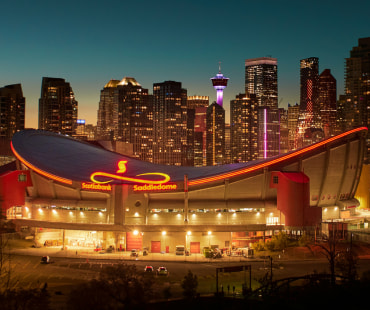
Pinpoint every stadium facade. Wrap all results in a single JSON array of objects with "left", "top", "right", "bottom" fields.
[{"left": 1, "top": 127, "right": 368, "bottom": 253}]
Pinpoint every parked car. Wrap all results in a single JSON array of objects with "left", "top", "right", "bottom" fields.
[
  {"left": 157, "top": 266, "right": 168, "bottom": 276},
  {"left": 41, "top": 256, "right": 50, "bottom": 264},
  {"left": 144, "top": 266, "right": 154, "bottom": 273},
  {"left": 130, "top": 249, "right": 139, "bottom": 257}
]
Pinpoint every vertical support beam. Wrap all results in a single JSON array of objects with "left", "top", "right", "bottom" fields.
[
  {"left": 184, "top": 174, "right": 188, "bottom": 223},
  {"left": 351, "top": 138, "right": 365, "bottom": 196},
  {"left": 317, "top": 145, "right": 331, "bottom": 207},
  {"left": 335, "top": 142, "right": 350, "bottom": 206}
]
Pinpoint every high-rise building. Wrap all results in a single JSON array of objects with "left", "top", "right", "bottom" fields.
[
  {"left": 300, "top": 57, "right": 320, "bottom": 118},
  {"left": 96, "top": 79, "right": 120, "bottom": 140},
  {"left": 342, "top": 37, "right": 370, "bottom": 161},
  {"left": 287, "top": 103, "right": 300, "bottom": 150},
  {"left": 96, "top": 77, "right": 153, "bottom": 162},
  {"left": 188, "top": 96, "right": 209, "bottom": 167},
  {"left": 279, "top": 108, "right": 289, "bottom": 154},
  {"left": 187, "top": 96, "right": 209, "bottom": 109},
  {"left": 245, "top": 57, "right": 278, "bottom": 107},
  {"left": 206, "top": 102, "right": 225, "bottom": 166},
  {"left": 245, "top": 57, "right": 279, "bottom": 158},
  {"left": 257, "top": 106, "right": 280, "bottom": 158},
  {"left": 295, "top": 57, "right": 323, "bottom": 148},
  {"left": 153, "top": 81, "right": 189, "bottom": 166},
  {"left": 230, "top": 93, "right": 258, "bottom": 162},
  {"left": 0, "top": 84, "right": 25, "bottom": 140},
  {"left": 319, "top": 69, "right": 337, "bottom": 138},
  {"left": 38, "top": 77, "right": 78, "bottom": 135}
]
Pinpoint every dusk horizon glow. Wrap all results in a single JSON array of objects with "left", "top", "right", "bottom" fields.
[{"left": 1, "top": 0, "right": 369, "bottom": 129}]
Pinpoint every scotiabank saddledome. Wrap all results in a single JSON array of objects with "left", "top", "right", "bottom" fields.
[{"left": 7, "top": 128, "right": 368, "bottom": 253}]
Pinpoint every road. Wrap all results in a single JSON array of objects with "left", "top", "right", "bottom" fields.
[{"left": 3, "top": 248, "right": 370, "bottom": 309}]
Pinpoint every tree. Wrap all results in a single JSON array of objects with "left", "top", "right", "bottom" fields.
[
  {"left": 0, "top": 288, "right": 50, "bottom": 310},
  {"left": 67, "top": 263, "right": 155, "bottom": 309},
  {"left": 336, "top": 247, "right": 358, "bottom": 281},
  {"left": 313, "top": 232, "right": 342, "bottom": 286},
  {"left": 181, "top": 270, "right": 198, "bottom": 300}
]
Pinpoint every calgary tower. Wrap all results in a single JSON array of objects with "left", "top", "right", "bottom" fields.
[{"left": 211, "top": 63, "right": 229, "bottom": 107}]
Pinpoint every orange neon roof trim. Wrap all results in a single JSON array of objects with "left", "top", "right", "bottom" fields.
[
  {"left": 188, "top": 127, "right": 368, "bottom": 187},
  {"left": 10, "top": 142, "right": 73, "bottom": 185}
]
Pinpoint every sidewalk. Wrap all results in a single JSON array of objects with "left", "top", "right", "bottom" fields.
[
  {"left": 10, "top": 243, "right": 370, "bottom": 262},
  {"left": 10, "top": 246, "right": 265, "bottom": 263}
]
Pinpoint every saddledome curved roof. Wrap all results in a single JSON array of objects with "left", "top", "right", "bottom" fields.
[{"left": 11, "top": 128, "right": 367, "bottom": 187}]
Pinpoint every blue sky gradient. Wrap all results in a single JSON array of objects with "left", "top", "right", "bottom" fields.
[{"left": 1, "top": 0, "right": 370, "bottom": 128}]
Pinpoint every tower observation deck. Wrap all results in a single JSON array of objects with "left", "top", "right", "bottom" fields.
[{"left": 211, "top": 64, "right": 229, "bottom": 107}]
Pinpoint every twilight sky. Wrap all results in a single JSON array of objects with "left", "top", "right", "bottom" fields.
[{"left": 1, "top": 0, "right": 370, "bottom": 129}]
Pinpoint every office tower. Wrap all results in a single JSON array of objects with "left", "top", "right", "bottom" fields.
[
  {"left": 74, "top": 120, "right": 97, "bottom": 141},
  {"left": 188, "top": 96, "right": 209, "bottom": 167},
  {"left": 343, "top": 37, "right": 370, "bottom": 129},
  {"left": 300, "top": 57, "right": 320, "bottom": 117},
  {"left": 342, "top": 37, "right": 370, "bottom": 161},
  {"left": 97, "top": 77, "right": 153, "bottom": 162},
  {"left": 319, "top": 69, "right": 337, "bottom": 138},
  {"left": 230, "top": 93, "right": 258, "bottom": 162},
  {"left": 245, "top": 57, "right": 278, "bottom": 107},
  {"left": 38, "top": 77, "right": 78, "bottom": 135},
  {"left": 0, "top": 84, "right": 25, "bottom": 140},
  {"left": 211, "top": 66, "right": 229, "bottom": 107},
  {"left": 257, "top": 106, "right": 280, "bottom": 158},
  {"left": 287, "top": 103, "right": 300, "bottom": 150},
  {"left": 153, "top": 81, "right": 189, "bottom": 166},
  {"left": 206, "top": 102, "right": 225, "bottom": 165},
  {"left": 245, "top": 57, "right": 279, "bottom": 158},
  {"left": 187, "top": 95, "right": 209, "bottom": 109},
  {"left": 295, "top": 57, "right": 323, "bottom": 148},
  {"left": 279, "top": 108, "right": 289, "bottom": 154},
  {"left": 96, "top": 79, "right": 120, "bottom": 140},
  {"left": 224, "top": 123, "right": 231, "bottom": 164}
]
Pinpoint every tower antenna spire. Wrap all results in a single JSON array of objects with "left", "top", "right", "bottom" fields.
[{"left": 211, "top": 61, "right": 229, "bottom": 107}]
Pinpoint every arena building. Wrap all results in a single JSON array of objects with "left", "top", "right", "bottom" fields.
[{"left": 1, "top": 127, "right": 368, "bottom": 254}]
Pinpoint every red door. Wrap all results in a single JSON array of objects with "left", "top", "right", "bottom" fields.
[
  {"left": 151, "top": 241, "right": 161, "bottom": 253},
  {"left": 190, "top": 242, "right": 200, "bottom": 254},
  {"left": 126, "top": 232, "right": 142, "bottom": 251}
]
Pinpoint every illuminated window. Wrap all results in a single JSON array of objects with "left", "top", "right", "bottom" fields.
[{"left": 18, "top": 174, "right": 27, "bottom": 182}]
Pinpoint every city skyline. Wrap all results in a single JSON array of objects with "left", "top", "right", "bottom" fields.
[{"left": 1, "top": 0, "right": 370, "bottom": 128}]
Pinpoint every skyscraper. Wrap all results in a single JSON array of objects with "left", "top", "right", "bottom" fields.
[
  {"left": 319, "top": 69, "right": 337, "bottom": 138},
  {"left": 38, "top": 77, "right": 78, "bottom": 135},
  {"left": 153, "top": 81, "right": 189, "bottom": 166},
  {"left": 0, "top": 84, "right": 25, "bottom": 140},
  {"left": 230, "top": 93, "right": 258, "bottom": 162},
  {"left": 245, "top": 57, "right": 279, "bottom": 158},
  {"left": 188, "top": 96, "right": 209, "bottom": 167},
  {"left": 96, "top": 77, "right": 153, "bottom": 162},
  {"left": 206, "top": 102, "right": 225, "bottom": 166},
  {"left": 299, "top": 57, "right": 320, "bottom": 128},
  {"left": 287, "top": 103, "right": 300, "bottom": 150},
  {"left": 245, "top": 57, "right": 278, "bottom": 107},
  {"left": 342, "top": 37, "right": 370, "bottom": 161},
  {"left": 96, "top": 79, "right": 120, "bottom": 140},
  {"left": 343, "top": 37, "right": 370, "bottom": 129},
  {"left": 295, "top": 57, "right": 323, "bottom": 148}
]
